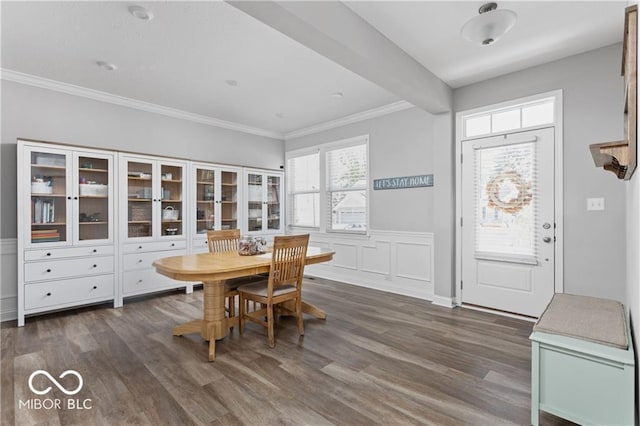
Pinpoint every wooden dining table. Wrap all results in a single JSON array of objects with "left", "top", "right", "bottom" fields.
[{"left": 153, "top": 247, "right": 334, "bottom": 361}]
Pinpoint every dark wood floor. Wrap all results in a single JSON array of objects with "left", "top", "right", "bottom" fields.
[{"left": 1, "top": 277, "right": 573, "bottom": 425}]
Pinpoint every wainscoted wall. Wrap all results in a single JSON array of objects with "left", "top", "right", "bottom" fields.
[
  {"left": 1, "top": 232, "right": 436, "bottom": 322},
  {"left": 304, "top": 230, "right": 435, "bottom": 300},
  {"left": 1, "top": 239, "right": 17, "bottom": 322}
]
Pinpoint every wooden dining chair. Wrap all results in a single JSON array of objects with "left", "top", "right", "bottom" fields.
[
  {"left": 238, "top": 234, "right": 309, "bottom": 348},
  {"left": 206, "top": 229, "right": 263, "bottom": 327}
]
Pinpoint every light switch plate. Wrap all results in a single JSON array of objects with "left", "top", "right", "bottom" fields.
[{"left": 587, "top": 197, "right": 605, "bottom": 211}]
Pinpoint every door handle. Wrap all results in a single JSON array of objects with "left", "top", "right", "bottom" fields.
[{"left": 543, "top": 237, "right": 552, "bottom": 243}]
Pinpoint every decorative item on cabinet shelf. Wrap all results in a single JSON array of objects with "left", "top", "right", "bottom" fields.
[
  {"left": 197, "top": 209, "right": 205, "bottom": 220},
  {"left": 79, "top": 212, "right": 102, "bottom": 222},
  {"left": 128, "top": 223, "right": 149, "bottom": 237},
  {"left": 128, "top": 171, "right": 151, "bottom": 179},
  {"left": 31, "top": 176, "right": 53, "bottom": 194},
  {"left": 161, "top": 188, "right": 171, "bottom": 199},
  {"left": 162, "top": 206, "right": 180, "bottom": 220},
  {"left": 161, "top": 172, "right": 172, "bottom": 180},
  {"left": 165, "top": 227, "right": 178, "bottom": 236},
  {"left": 129, "top": 205, "right": 151, "bottom": 222},
  {"left": 34, "top": 154, "right": 65, "bottom": 167},
  {"left": 79, "top": 183, "right": 108, "bottom": 196},
  {"left": 136, "top": 188, "right": 153, "bottom": 199}
]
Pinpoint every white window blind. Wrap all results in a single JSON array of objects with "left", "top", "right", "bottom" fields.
[
  {"left": 287, "top": 152, "right": 320, "bottom": 228},
  {"left": 326, "top": 142, "right": 367, "bottom": 232},
  {"left": 474, "top": 142, "right": 537, "bottom": 264}
]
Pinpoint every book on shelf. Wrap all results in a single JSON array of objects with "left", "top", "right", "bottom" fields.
[
  {"left": 31, "top": 228, "right": 60, "bottom": 242},
  {"left": 33, "top": 199, "right": 55, "bottom": 223}
]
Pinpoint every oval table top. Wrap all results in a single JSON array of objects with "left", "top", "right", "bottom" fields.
[{"left": 153, "top": 246, "right": 334, "bottom": 282}]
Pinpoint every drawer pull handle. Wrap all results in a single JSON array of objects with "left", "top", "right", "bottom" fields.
[
  {"left": 137, "top": 279, "right": 143, "bottom": 284},
  {"left": 46, "top": 292, "right": 51, "bottom": 296},
  {"left": 46, "top": 252, "right": 51, "bottom": 257},
  {"left": 138, "top": 259, "right": 143, "bottom": 263},
  {"left": 92, "top": 286, "right": 97, "bottom": 290},
  {"left": 171, "top": 243, "right": 175, "bottom": 247},
  {"left": 46, "top": 269, "right": 51, "bottom": 273},
  {"left": 92, "top": 264, "right": 97, "bottom": 268},
  {"left": 92, "top": 249, "right": 97, "bottom": 253},
  {"left": 138, "top": 246, "right": 143, "bottom": 249}
]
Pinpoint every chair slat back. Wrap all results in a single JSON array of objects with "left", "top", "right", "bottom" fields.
[
  {"left": 207, "top": 229, "right": 241, "bottom": 253},
  {"left": 269, "top": 234, "right": 309, "bottom": 295}
]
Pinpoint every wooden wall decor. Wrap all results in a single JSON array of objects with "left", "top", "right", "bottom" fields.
[{"left": 590, "top": 5, "right": 637, "bottom": 180}]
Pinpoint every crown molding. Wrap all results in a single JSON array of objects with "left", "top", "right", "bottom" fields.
[
  {"left": 1, "top": 69, "right": 283, "bottom": 140},
  {"left": 284, "top": 100, "right": 414, "bottom": 140}
]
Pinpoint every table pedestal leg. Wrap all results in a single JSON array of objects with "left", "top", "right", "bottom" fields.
[{"left": 172, "top": 280, "right": 228, "bottom": 361}]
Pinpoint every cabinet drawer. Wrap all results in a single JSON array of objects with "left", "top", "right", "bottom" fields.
[
  {"left": 25, "top": 245, "right": 114, "bottom": 261},
  {"left": 123, "top": 269, "right": 185, "bottom": 295},
  {"left": 25, "top": 256, "right": 114, "bottom": 282},
  {"left": 25, "top": 275, "right": 114, "bottom": 310},
  {"left": 123, "top": 240, "right": 186, "bottom": 254},
  {"left": 192, "top": 239, "right": 210, "bottom": 254},
  {"left": 123, "top": 249, "right": 186, "bottom": 271}
]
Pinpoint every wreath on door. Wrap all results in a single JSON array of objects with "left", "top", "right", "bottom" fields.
[{"left": 485, "top": 170, "right": 532, "bottom": 214}]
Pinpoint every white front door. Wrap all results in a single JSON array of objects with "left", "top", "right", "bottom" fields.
[{"left": 461, "top": 128, "right": 555, "bottom": 317}]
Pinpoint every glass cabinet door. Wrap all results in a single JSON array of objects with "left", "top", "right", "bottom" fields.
[
  {"left": 160, "top": 163, "right": 184, "bottom": 238},
  {"left": 195, "top": 167, "right": 216, "bottom": 235},
  {"left": 29, "top": 149, "right": 70, "bottom": 245},
  {"left": 126, "top": 160, "right": 154, "bottom": 239},
  {"left": 266, "top": 175, "right": 281, "bottom": 231},
  {"left": 247, "top": 173, "right": 263, "bottom": 232},
  {"left": 76, "top": 153, "right": 111, "bottom": 242},
  {"left": 220, "top": 170, "right": 238, "bottom": 231}
]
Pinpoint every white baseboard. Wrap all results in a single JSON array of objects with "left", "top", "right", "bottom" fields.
[
  {"left": 431, "top": 295, "right": 455, "bottom": 308},
  {"left": 1, "top": 238, "right": 18, "bottom": 322}
]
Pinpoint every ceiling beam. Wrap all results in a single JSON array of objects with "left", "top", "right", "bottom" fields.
[{"left": 228, "top": 1, "right": 452, "bottom": 114}]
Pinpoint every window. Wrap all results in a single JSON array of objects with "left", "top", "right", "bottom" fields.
[
  {"left": 464, "top": 98, "right": 555, "bottom": 138},
  {"left": 326, "top": 143, "right": 367, "bottom": 232},
  {"left": 287, "top": 152, "right": 320, "bottom": 227},
  {"left": 286, "top": 135, "right": 369, "bottom": 234}
]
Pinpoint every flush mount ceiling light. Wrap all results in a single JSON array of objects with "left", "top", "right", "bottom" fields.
[
  {"left": 331, "top": 92, "right": 344, "bottom": 99},
  {"left": 225, "top": 79, "right": 238, "bottom": 87},
  {"left": 96, "top": 61, "right": 117, "bottom": 71},
  {"left": 128, "top": 5, "right": 154, "bottom": 21},
  {"left": 461, "top": 2, "right": 517, "bottom": 46}
]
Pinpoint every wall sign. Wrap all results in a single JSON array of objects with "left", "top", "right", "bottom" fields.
[{"left": 373, "top": 174, "right": 433, "bottom": 190}]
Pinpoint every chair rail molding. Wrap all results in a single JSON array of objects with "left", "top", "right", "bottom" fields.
[
  {"left": 304, "top": 230, "right": 434, "bottom": 300},
  {"left": 1, "top": 238, "right": 18, "bottom": 322}
]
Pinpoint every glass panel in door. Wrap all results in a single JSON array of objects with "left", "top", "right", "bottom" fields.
[
  {"left": 160, "top": 164, "right": 183, "bottom": 237},
  {"left": 267, "top": 175, "right": 281, "bottom": 231},
  {"left": 127, "top": 161, "right": 153, "bottom": 238},
  {"left": 30, "top": 151, "right": 68, "bottom": 244},
  {"left": 196, "top": 167, "right": 215, "bottom": 235},
  {"left": 247, "top": 173, "right": 263, "bottom": 232},
  {"left": 220, "top": 170, "right": 238, "bottom": 230},
  {"left": 77, "top": 155, "right": 109, "bottom": 241},
  {"left": 474, "top": 142, "right": 536, "bottom": 262}
]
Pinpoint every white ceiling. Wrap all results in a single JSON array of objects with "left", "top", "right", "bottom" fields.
[
  {"left": 346, "top": 1, "right": 627, "bottom": 88},
  {"left": 1, "top": 1, "right": 629, "bottom": 138}
]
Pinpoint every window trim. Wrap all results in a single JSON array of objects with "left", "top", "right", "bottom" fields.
[{"left": 285, "top": 134, "right": 370, "bottom": 235}]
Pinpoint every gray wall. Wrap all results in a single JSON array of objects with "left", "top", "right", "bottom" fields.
[
  {"left": 454, "top": 43, "right": 626, "bottom": 303},
  {"left": 0, "top": 80, "right": 284, "bottom": 239},
  {"left": 285, "top": 106, "right": 435, "bottom": 232}
]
